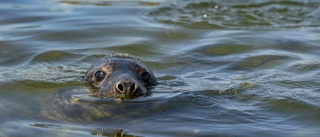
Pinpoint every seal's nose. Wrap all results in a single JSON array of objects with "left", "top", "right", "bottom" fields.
[{"left": 115, "top": 80, "right": 138, "bottom": 95}]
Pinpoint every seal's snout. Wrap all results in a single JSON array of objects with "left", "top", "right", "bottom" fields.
[{"left": 115, "top": 80, "right": 139, "bottom": 95}]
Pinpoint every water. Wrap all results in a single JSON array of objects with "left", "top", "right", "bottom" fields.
[{"left": 0, "top": 0, "right": 320, "bottom": 136}]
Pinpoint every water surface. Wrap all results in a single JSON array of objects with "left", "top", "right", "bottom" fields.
[{"left": 0, "top": 0, "right": 320, "bottom": 137}]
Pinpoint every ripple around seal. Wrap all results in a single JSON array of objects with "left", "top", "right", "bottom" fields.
[
  {"left": 1, "top": 120, "right": 138, "bottom": 137},
  {"left": 28, "top": 50, "right": 81, "bottom": 64},
  {"left": 147, "top": 0, "right": 320, "bottom": 30}
]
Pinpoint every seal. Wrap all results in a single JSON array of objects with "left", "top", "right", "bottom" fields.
[
  {"left": 43, "top": 53, "right": 157, "bottom": 121},
  {"left": 85, "top": 53, "right": 157, "bottom": 99}
]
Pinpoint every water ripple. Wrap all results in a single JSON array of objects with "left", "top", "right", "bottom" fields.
[
  {"left": 148, "top": 0, "right": 320, "bottom": 30},
  {"left": 190, "top": 94, "right": 216, "bottom": 108}
]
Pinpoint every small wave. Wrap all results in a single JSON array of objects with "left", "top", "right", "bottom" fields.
[
  {"left": 57, "top": 0, "right": 162, "bottom": 7},
  {"left": 148, "top": 0, "right": 320, "bottom": 30}
]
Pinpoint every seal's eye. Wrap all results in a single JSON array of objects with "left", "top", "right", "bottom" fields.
[
  {"left": 94, "top": 70, "right": 106, "bottom": 82},
  {"left": 141, "top": 72, "right": 150, "bottom": 81}
]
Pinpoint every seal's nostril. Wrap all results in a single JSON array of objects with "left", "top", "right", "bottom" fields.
[
  {"left": 130, "top": 83, "right": 138, "bottom": 94},
  {"left": 116, "top": 82, "right": 124, "bottom": 93}
]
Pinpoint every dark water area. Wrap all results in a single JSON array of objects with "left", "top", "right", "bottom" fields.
[{"left": 0, "top": 0, "right": 320, "bottom": 136}]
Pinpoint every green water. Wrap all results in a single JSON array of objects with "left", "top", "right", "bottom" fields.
[{"left": 0, "top": 0, "right": 320, "bottom": 136}]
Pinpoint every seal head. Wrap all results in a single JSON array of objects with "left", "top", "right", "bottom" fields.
[{"left": 85, "top": 53, "right": 157, "bottom": 99}]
